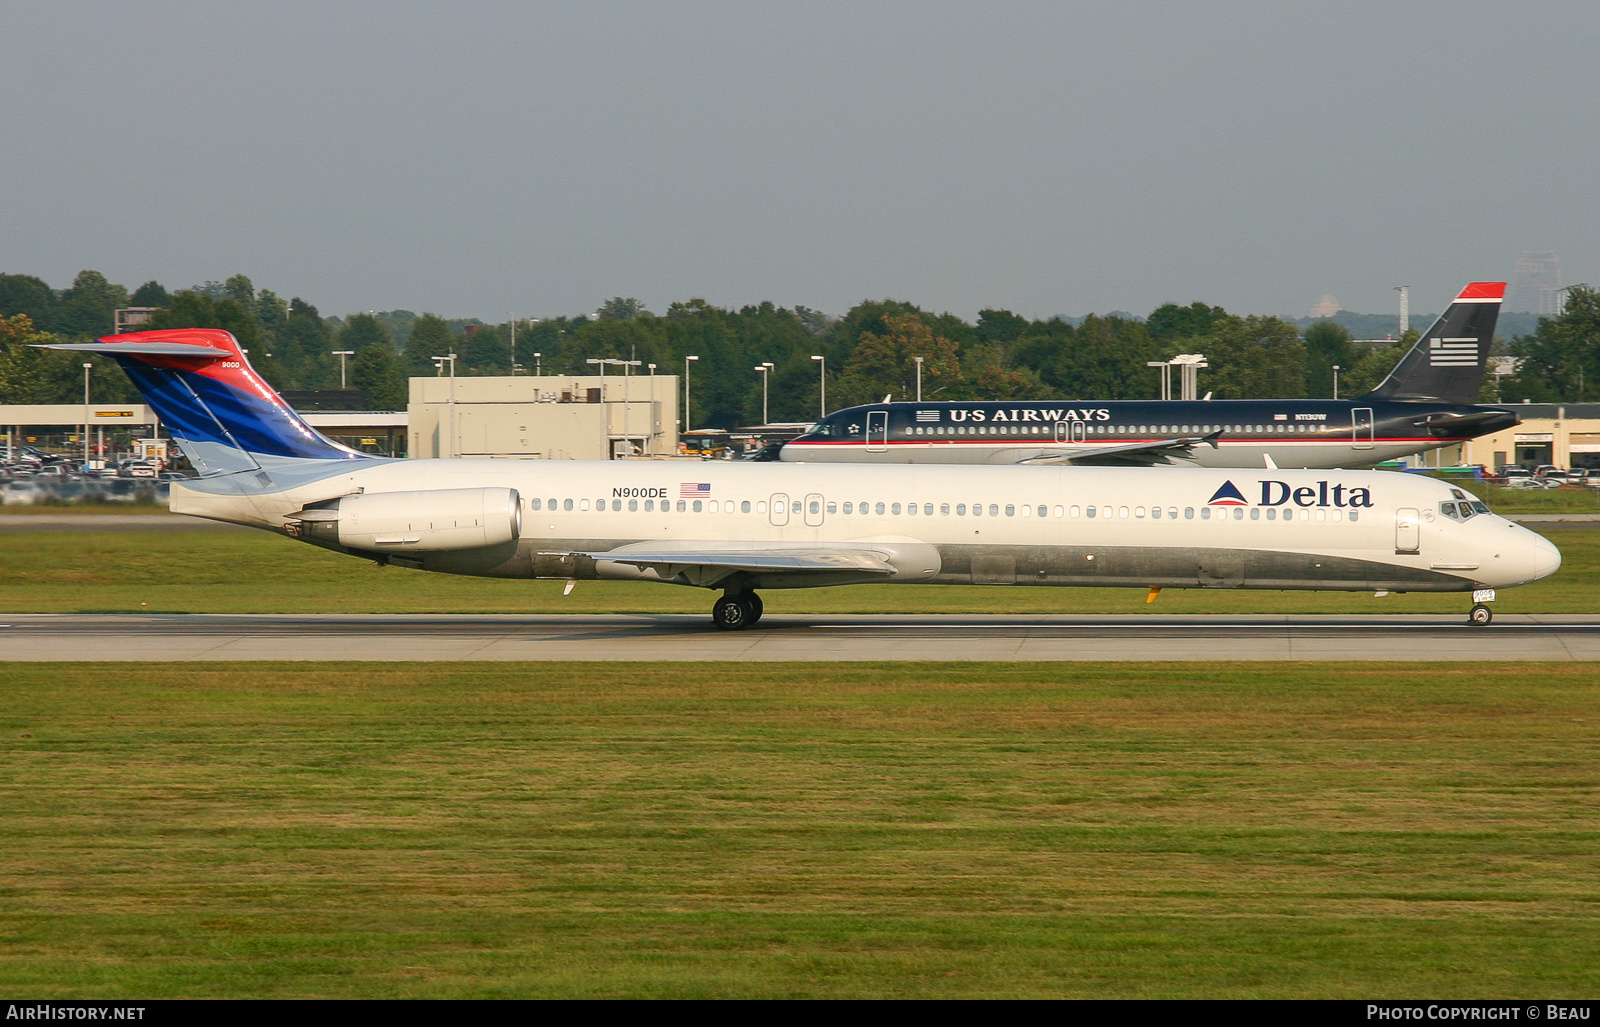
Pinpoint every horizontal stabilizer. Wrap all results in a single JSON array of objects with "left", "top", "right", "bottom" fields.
[
  {"left": 37, "top": 340, "right": 234, "bottom": 358},
  {"left": 1418, "top": 408, "right": 1520, "bottom": 438}
]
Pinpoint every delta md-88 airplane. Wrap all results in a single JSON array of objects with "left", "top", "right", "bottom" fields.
[
  {"left": 778, "top": 283, "right": 1516, "bottom": 468},
  {"left": 44, "top": 322, "right": 1559, "bottom": 630}
]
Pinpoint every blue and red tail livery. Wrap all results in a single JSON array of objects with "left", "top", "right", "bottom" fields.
[{"left": 41, "top": 328, "right": 364, "bottom": 473}]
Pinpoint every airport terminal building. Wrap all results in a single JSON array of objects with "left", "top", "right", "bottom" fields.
[{"left": 1460, "top": 403, "right": 1600, "bottom": 472}]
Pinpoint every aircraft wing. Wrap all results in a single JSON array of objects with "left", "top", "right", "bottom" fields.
[
  {"left": 553, "top": 540, "right": 933, "bottom": 589},
  {"left": 1016, "top": 430, "right": 1224, "bottom": 467}
]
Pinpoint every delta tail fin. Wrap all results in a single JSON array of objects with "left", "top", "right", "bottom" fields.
[
  {"left": 38, "top": 328, "right": 367, "bottom": 476},
  {"left": 1360, "top": 282, "right": 1504, "bottom": 405}
]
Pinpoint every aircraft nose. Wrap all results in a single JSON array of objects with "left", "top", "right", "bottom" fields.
[{"left": 1531, "top": 533, "right": 1562, "bottom": 581}]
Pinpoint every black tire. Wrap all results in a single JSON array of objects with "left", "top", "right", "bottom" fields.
[
  {"left": 712, "top": 594, "right": 753, "bottom": 630},
  {"left": 747, "top": 592, "right": 764, "bottom": 624},
  {"left": 1469, "top": 604, "right": 1492, "bottom": 627}
]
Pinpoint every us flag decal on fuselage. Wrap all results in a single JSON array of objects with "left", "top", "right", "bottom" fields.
[
  {"left": 680, "top": 482, "right": 712, "bottom": 497},
  {"left": 915, "top": 410, "right": 940, "bottom": 422},
  {"left": 1429, "top": 337, "right": 1479, "bottom": 366}
]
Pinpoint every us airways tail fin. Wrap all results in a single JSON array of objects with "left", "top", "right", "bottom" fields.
[
  {"left": 1360, "top": 282, "right": 1504, "bottom": 405},
  {"left": 38, "top": 328, "right": 368, "bottom": 476}
]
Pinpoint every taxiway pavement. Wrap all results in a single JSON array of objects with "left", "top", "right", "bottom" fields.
[{"left": 2, "top": 613, "right": 1596, "bottom": 661}]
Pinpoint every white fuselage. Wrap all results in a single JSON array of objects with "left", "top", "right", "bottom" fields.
[
  {"left": 781, "top": 435, "right": 1436, "bottom": 469},
  {"left": 174, "top": 458, "right": 1560, "bottom": 594}
]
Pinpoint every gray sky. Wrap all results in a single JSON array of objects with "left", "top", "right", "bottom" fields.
[{"left": 4, "top": 1, "right": 1596, "bottom": 322}]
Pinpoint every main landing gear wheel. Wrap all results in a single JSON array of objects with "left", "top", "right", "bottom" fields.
[
  {"left": 1469, "top": 604, "right": 1493, "bottom": 627},
  {"left": 712, "top": 591, "right": 762, "bottom": 630}
]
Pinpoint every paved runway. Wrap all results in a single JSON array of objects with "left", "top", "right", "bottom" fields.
[{"left": 2, "top": 612, "right": 1597, "bottom": 661}]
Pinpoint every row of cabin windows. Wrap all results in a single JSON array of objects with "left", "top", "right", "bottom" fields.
[
  {"left": 904, "top": 423, "right": 1328, "bottom": 437},
  {"left": 526, "top": 496, "right": 1359, "bottom": 523}
]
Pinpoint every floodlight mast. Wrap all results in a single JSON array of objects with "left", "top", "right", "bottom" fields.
[
  {"left": 754, "top": 362, "right": 774, "bottom": 424},
  {"left": 82, "top": 363, "right": 93, "bottom": 470},
  {"left": 684, "top": 355, "right": 699, "bottom": 433},
  {"left": 430, "top": 354, "right": 457, "bottom": 457}
]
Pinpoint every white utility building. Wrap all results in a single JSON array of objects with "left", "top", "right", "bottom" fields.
[{"left": 408, "top": 374, "right": 680, "bottom": 460}]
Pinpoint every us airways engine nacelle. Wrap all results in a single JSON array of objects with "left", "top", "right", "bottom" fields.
[{"left": 293, "top": 488, "right": 521, "bottom": 552}]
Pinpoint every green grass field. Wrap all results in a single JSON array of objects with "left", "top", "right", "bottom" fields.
[
  {"left": 0, "top": 526, "right": 1593, "bottom": 615},
  {"left": 1, "top": 661, "right": 1596, "bottom": 998}
]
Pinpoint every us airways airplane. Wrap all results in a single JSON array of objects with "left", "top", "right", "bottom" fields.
[
  {"left": 778, "top": 282, "right": 1517, "bottom": 468},
  {"left": 43, "top": 327, "right": 1558, "bottom": 629}
]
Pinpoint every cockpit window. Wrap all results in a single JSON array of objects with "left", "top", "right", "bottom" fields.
[
  {"left": 1470, "top": 501, "right": 1489, "bottom": 514},
  {"left": 1439, "top": 501, "right": 1461, "bottom": 520}
]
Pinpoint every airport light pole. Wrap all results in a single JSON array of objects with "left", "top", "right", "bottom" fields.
[
  {"left": 332, "top": 350, "right": 355, "bottom": 388},
  {"left": 532, "top": 352, "right": 541, "bottom": 376},
  {"left": 684, "top": 355, "right": 699, "bottom": 434},
  {"left": 647, "top": 364, "right": 657, "bottom": 454},
  {"left": 913, "top": 356, "right": 923, "bottom": 402},
  {"left": 754, "top": 362, "right": 773, "bottom": 424},
  {"left": 82, "top": 363, "right": 92, "bottom": 471},
  {"left": 811, "top": 355, "right": 825, "bottom": 417},
  {"left": 1332, "top": 365, "right": 1343, "bottom": 401},
  {"left": 432, "top": 354, "right": 457, "bottom": 458}
]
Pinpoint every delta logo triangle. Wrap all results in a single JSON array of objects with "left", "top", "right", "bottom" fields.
[{"left": 1207, "top": 481, "right": 1249, "bottom": 506}]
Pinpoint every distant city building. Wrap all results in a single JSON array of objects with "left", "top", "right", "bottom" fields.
[
  {"left": 1507, "top": 251, "right": 1563, "bottom": 314},
  {"left": 1309, "top": 293, "right": 1341, "bottom": 318}
]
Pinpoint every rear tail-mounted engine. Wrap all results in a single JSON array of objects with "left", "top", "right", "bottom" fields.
[{"left": 288, "top": 487, "right": 521, "bottom": 552}]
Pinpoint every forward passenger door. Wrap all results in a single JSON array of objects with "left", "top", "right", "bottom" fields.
[
  {"left": 1395, "top": 507, "right": 1420, "bottom": 553},
  {"left": 866, "top": 411, "right": 888, "bottom": 452}
]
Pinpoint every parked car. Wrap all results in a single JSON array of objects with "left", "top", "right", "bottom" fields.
[
  {"left": 124, "top": 462, "right": 159, "bottom": 479},
  {"left": 1, "top": 481, "right": 40, "bottom": 505},
  {"left": 98, "top": 479, "right": 144, "bottom": 504}
]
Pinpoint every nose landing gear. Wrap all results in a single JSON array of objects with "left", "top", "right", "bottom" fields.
[
  {"left": 1469, "top": 604, "right": 1492, "bottom": 626},
  {"left": 711, "top": 590, "right": 764, "bottom": 630}
]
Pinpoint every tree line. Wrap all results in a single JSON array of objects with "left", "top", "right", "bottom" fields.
[{"left": 3, "top": 269, "right": 1594, "bottom": 428}]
